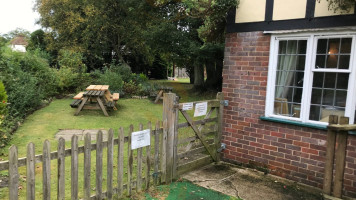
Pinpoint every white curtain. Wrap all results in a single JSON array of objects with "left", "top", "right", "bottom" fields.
[{"left": 275, "top": 41, "right": 298, "bottom": 99}]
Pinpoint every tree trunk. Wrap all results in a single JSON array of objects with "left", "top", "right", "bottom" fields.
[
  {"left": 216, "top": 59, "right": 223, "bottom": 91},
  {"left": 205, "top": 61, "right": 217, "bottom": 89},
  {"left": 194, "top": 65, "right": 204, "bottom": 88}
]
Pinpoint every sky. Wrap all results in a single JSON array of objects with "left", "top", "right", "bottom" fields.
[{"left": 0, "top": 0, "right": 41, "bottom": 35}]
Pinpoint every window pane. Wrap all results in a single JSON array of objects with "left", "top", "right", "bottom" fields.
[
  {"left": 324, "top": 73, "right": 336, "bottom": 88},
  {"left": 287, "top": 41, "right": 298, "bottom": 54},
  {"left": 322, "top": 89, "right": 335, "bottom": 106},
  {"left": 320, "top": 106, "right": 345, "bottom": 122},
  {"left": 317, "top": 39, "right": 327, "bottom": 54},
  {"left": 298, "top": 40, "right": 307, "bottom": 54},
  {"left": 335, "top": 90, "right": 347, "bottom": 107},
  {"left": 296, "top": 56, "right": 306, "bottom": 71},
  {"left": 274, "top": 40, "right": 306, "bottom": 118},
  {"left": 309, "top": 105, "right": 321, "bottom": 121},
  {"left": 336, "top": 73, "right": 349, "bottom": 89},
  {"left": 311, "top": 89, "right": 322, "bottom": 104},
  {"left": 279, "top": 41, "right": 287, "bottom": 54},
  {"left": 339, "top": 55, "right": 350, "bottom": 69},
  {"left": 315, "top": 55, "right": 325, "bottom": 68},
  {"left": 310, "top": 71, "right": 349, "bottom": 122},
  {"left": 326, "top": 55, "right": 338, "bottom": 68},
  {"left": 328, "top": 38, "right": 340, "bottom": 54},
  {"left": 340, "top": 38, "right": 352, "bottom": 53},
  {"left": 312, "top": 72, "right": 324, "bottom": 88}
]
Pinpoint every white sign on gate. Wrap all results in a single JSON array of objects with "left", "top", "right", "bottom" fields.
[
  {"left": 131, "top": 129, "right": 150, "bottom": 149},
  {"left": 182, "top": 102, "right": 193, "bottom": 111},
  {"left": 194, "top": 102, "right": 208, "bottom": 117}
]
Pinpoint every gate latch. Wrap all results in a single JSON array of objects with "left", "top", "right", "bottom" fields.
[{"left": 217, "top": 143, "right": 226, "bottom": 153}]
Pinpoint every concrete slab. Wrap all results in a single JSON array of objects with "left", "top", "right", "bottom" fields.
[
  {"left": 55, "top": 129, "right": 108, "bottom": 141},
  {"left": 182, "top": 162, "right": 324, "bottom": 200}
]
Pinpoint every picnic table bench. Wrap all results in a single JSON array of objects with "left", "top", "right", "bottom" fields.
[{"left": 70, "top": 85, "right": 119, "bottom": 116}]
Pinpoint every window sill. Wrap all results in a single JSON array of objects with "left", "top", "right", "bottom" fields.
[
  {"left": 260, "top": 116, "right": 356, "bottom": 135},
  {"left": 259, "top": 116, "right": 327, "bottom": 130}
]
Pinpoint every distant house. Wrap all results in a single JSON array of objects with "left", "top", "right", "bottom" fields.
[
  {"left": 222, "top": 0, "right": 356, "bottom": 198},
  {"left": 10, "top": 36, "right": 28, "bottom": 52}
]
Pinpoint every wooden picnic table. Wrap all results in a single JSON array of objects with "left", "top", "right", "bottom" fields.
[{"left": 70, "top": 85, "right": 119, "bottom": 116}]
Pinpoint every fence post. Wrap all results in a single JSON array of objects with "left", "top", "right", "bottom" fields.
[
  {"left": 333, "top": 117, "right": 349, "bottom": 198},
  {"left": 58, "top": 138, "right": 65, "bottom": 200},
  {"left": 172, "top": 96, "right": 179, "bottom": 180},
  {"left": 107, "top": 129, "right": 114, "bottom": 199},
  {"left": 9, "top": 145, "right": 18, "bottom": 200},
  {"left": 216, "top": 92, "right": 224, "bottom": 162},
  {"left": 26, "top": 143, "right": 35, "bottom": 200},
  {"left": 96, "top": 131, "right": 103, "bottom": 199},
  {"left": 43, "top": 140, "right": 51, "bottom": 200},
  {"left": 323, "top": 115, "right": 338, "bottom": 195},
  {"left": 162, "top": 92, "right": 176, "bottom": 184},
  {"left": 71, "top": 135, "right": 79, "bottom": 200},
  {"left": 84, "top": 133, "right": 91, "bottom": 200}
]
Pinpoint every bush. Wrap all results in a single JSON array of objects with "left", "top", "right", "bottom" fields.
[
  {"left": 0, "top": 81, "right": 7, "bottom": 116},
  {"left": 95, "top": 67, "right": 124, "bottom": 92}
]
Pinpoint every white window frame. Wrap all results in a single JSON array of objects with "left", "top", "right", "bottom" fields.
[{"left": 265, "top": 31, "right": 356, "bottom": 125}]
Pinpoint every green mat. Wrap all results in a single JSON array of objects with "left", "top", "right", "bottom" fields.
[{"left": 146, "top": 181, "right": 240, "bottom": 200}]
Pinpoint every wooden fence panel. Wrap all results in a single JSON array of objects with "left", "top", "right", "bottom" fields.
[
  {"left": 128, "top": 125, "right": 133, "bottom": 196},
  {"left": 26, "top": 143, "right": 35, "bottom": 200},
  {"left": 137, "top": 124, "right": 143, "bottom": 192},
  {"left": 43, "top": 140, "right": 51, "bottom": 200},
  {"left": 146, "top": 121, "right": 152, "bottom": 189},
  {"left": 96, "top": 131, "right": 103, "bottom": 199},
  {"left": 107, "top": 129, "right": 114, "bottom": 200},
  {"left": 216, "top": 92, "right": 224, "bottom": 162},
  {"left": 84, "top": 133, "right": 91, "bottom": 200},
  {"left": 161, "top": 120, "right": 167, "bottom": 183},
  {"left": 71, "top": 135, "right": 79, "bottom": 200},
  {"left": 154, "top": 121, "right": 160, "bottom": 185},
  {"left": 9, "top": 145, "right": 18, "bottom": 200},
  {"left": 57, "top": 138, "right": 65, "bottom": 200},
  {"left": 118, "top": 127, "right": 124, "bottom": 197}
]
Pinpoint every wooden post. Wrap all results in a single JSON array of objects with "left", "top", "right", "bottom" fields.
[
  {"left": 137, "top": 124, "right": 143, "bottom": 192},
  {"left": 128, "top": 125, "right": 133, "bottom": 196},
  {"left": 71, "top": 135, "right": 79, "bottom": 200},
  {"left": 107, "top": 129, "right": 114, "bottom": 199},
  {"left": 26, "top": 143, "right": 35, "bottom": 200},
  {"left": 333, "top": 117, "right": 349, "bottom": 198},
  {"left": 323, "top": 115, "right": 338, "bottom": 195},
  {"left": 43, "top": 140, "right": 51, "bottom": 200},
  {"left": 154, "top": 121, "right": 160, "bottom": 185},
  {"left": 9, "top": 145, "right": 18, "bottom": 200},
  {"left": 96, "top": 131, "right": 103, "bottom": 199},
  {"left": 216, "top": 92, "right": 224, "bottom": 162},
  {"left": 118, "top": 127, "right": 124, "bottom": 197},
  {"left": 172, "top": 96, "right": 179, "bottom": 180},
  {"left": 83, "top": 133, "right": 91, "bottom": 200},
  {"left": 161, "top": 120, "right": 167, "bottom": 184},
  {"left": 146, "top": 121, "right": 152, "bottom": 190},
  {"left": 58, "top": 138, "right": 66, "bottom": 200},
  {"left": 163, "top": 92, "right": 176, "bottom": 184}
]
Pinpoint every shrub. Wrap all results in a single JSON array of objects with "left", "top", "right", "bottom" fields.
[
  {"left": 0, "top": 81, "right": 7, "bottom": 116},
  {"left": 123, "top": 81, "right": 140, "bottom": 97},
  {"left": 95, "top": 67, "right": 124, "bottom": 92}
]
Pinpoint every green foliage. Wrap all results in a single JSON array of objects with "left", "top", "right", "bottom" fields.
[
  {"left": 321, "top": 0, "right": 355, "bottom": 12},
  {"left": 95, "top": 67, "right": 124, "bottom": 93},
  {"left": 0, "top": 81, "right": 7, "bottom": 116}
]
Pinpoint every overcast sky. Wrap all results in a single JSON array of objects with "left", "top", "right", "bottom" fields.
[{"left": 0, "top": 0, "right": 41, "bottom": 35}]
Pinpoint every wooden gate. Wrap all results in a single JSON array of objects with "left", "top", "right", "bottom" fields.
[{"left": 161, "top": 92, "right": 225, "bottom": 183}]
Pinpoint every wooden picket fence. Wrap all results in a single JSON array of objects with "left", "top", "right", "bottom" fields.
[
  {"left": 0, "top": 92, "right": 225, "bottom": 199},
  {"left": 1, "top": 122, "right": 163, "bottom": 200}
]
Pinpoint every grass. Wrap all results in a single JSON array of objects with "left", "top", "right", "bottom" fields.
[{"left": 0, "top": 79, "right": 220, "bottom": 199}]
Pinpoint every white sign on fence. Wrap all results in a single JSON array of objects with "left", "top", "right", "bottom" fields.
[
  {"left": 194, "top": 102, "right": 208, "bottom": 117},
  {"left": 182, "top": 102, "right": 193, "bottom": 111},
  {"left": 131, "top": 129, "right": 150, "bottom": 149}
]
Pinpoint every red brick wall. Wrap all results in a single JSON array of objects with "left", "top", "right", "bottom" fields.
[{"left": 222, "top": 31, "right": 356, "bottom": 197}]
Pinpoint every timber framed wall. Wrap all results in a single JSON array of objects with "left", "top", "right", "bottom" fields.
[{"left": 222, "top": 31, "right": 356, "bottom": 197}]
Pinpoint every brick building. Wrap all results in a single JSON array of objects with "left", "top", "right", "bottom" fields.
[{"left": 222, "top": 0, "right": 356, "bottom": 197}]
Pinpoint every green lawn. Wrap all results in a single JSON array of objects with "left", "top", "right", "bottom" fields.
[{"left": 0, "top": 79, "right": 221, "bottom": 199}]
